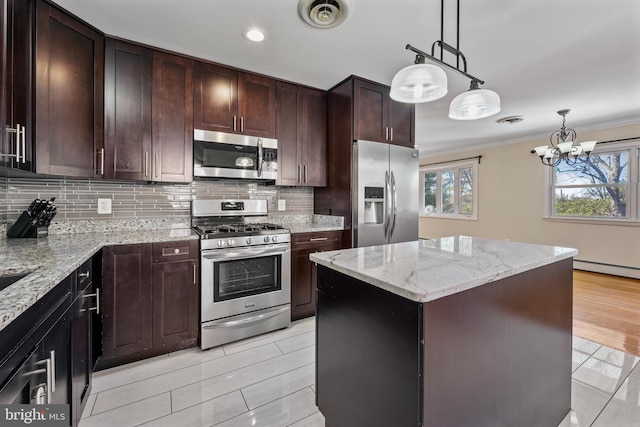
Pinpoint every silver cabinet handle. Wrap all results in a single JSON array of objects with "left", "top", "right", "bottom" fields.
[
  {"left": 145, "top": 152, "right": 149, "bottom": 177},
  {"left": 21, "top": 124, "right": 26, "bottom": 163},
  {"left": 385, "top": 126, "right": 389, "bottom": 141},
  {"left": 3, "top": 125, "right": 21, "bottom": 160},
  {"left": 309, "top": 237, "right": 328, "bottom": 242},
  {"left": 86, "top": 288, "right": 100, "bottom": 314},
  {"left": 297, "top": 165, "right": 301, "bottom": 183},
  {"left": 79, "top": 271, "right": 90, "bottom": 279},
  {"left": 49, "top": 350, "right": 56, "bottom": 392},
  {"left": 233, "top": 115, "right": 237, "bottom": 132},
  {"left": 193, "top": 263, "right": 197, "bottom": 285},
  {"left": 98, "top": 148, "right": 105, "bottom": 175},
  {"left": 240, "top": 116, "right": 244, "bottom": 133},
  {"left": 35, "top": 355, "right": 53, "bottom": 403},
  {"left": 304, "top": 164, "right": 308, "bottom": 183},
  {"left": 257, "top": 138, "right": 263, "bottom": 178},
  {"left": 154, "top": 153, "right": 159, "bottom": 178},
  {"left": 390, "top": 127, "right": 394, "bottom": 142}
]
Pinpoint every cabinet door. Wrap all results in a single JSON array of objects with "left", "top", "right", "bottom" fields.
[
  {"left": 152, "top": 260, "right": 199, "bottom": 350},
  {"left": 353, "top": 79, "right": 387, "bottom": 143},
  {"left": 72, "top": 280, "right": 93, "bottom": 426},
  {"left": 35, "top": 0, "right": 104, "bottom": 177},
  {"left": 152, "top": 51, "right": 193, "bottom": 183},
  {"left": 193, "top": 61, "right": 237, "bottom": 133},
  {"left": 301, "top": 87, "right": 327, "bottom": 186},
  {"left": 41, "top": 307, "right": 71, "bottom": 406},
  {"left": 237, "top": 72, "right": 275, "bottom": 138},
  {"left": 276, "top": 81, "right": 302, "bottom": 186},
  {"left": 2, "top": 0, "right": 34, "bottom": 171},
  {"left": 102, "top": 244, "right": 153, "bottom": 360},
  {"left": 104, "top": 39, "right": 152, "bottom": 180},
  {"left": 388, "top": 98, "right": 414, "bottom": 148},
  {"left": 292, "top": 247, "right": 315, "bottom": 321}
]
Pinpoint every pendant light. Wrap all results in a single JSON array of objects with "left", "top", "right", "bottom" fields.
[
  {"left": 390, "top": 55, "right": 448, "bottom": 103},
  {"left": 390, "top": 0, "right": 500, "bottom": 120},
  {"left": 448, "top": 80, "right": 501, "bottom": 120}
]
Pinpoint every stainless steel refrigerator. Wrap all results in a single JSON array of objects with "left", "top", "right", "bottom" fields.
[{"left": 352, "top": 140, "right": 419, "bottom": 247}]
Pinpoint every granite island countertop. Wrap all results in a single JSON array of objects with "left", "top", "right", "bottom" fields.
[
  {"left": 0, "top": 226, "right": 199, "bottom": 332},
  {"left": 309, "top": 236, "right": 578, "bottom": 303}
]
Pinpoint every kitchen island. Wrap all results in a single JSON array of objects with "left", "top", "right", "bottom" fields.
[{"left": 310, "top": 237, "right": 577, "bottom": 427}]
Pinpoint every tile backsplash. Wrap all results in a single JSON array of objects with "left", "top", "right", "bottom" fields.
[{"left": 4, "top": 177, "right": 313, "bottom": 223}]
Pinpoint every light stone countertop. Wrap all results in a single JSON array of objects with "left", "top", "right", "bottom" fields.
[
  {"left": 0, "top": 226, "right": 199, "bottom": 332},
  {"left": 309, "top": 236, "right": 578, "bottom": 303}
]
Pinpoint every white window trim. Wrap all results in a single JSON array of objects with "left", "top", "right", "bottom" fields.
[
  {"left": 420, "top": 158, "right": 479, "bottom": 221},
  {"left": 544, "top": 139, "right": 639, "bottom": 224}
]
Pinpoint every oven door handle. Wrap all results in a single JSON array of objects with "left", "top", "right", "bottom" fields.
[
  {"left": 202, "top": 244, "right": 290, "bottom": 261},
  {"left": 203, "top": 305, "right": 290, "bottom": 329}
]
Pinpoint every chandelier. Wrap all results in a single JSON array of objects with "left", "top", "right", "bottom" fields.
[
  {"left": 531, "top": 109, "right": 597, "bottom": 167},
  {"left": 389, "top": 0, "right": 501, "bottom": 121}
]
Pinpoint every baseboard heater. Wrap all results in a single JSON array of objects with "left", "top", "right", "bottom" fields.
[{"left": 574, "top": 259, "right": 640, "bottom": 280}]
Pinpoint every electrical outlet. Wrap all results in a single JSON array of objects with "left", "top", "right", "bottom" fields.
[
  {"left": 278, "top": 199, "right": 286, "bottom": 211},
  {"left": 97, "top": 198, "right": 112, "bottom": 214}
]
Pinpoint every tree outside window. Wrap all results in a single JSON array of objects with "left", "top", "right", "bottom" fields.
[
  {"left": 553, "top": 150, "right": 630, "bottom": 218},
  {"left": 420, "top": 159, "right": 479, "bottom": 220}
]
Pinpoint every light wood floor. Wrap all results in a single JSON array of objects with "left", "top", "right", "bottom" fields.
[{"left": 573, "top": 270, "right": 640, "bottom": 357}]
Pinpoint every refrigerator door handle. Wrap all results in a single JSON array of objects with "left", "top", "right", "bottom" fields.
[
  {"left": 390, "top": 171, "right": 397, "bottom": 239},
  {"left": 384, "top": 171, "right": 391, "bottom": 239}
]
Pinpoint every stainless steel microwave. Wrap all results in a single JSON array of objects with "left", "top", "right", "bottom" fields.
[{"left": 193, "top": 129, "right": 278, "bottom": 180}]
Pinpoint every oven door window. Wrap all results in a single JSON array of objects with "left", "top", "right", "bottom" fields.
[
  {"left": 194, "top": 140, "right": 258, "bottom": 171},
  {"left": 214, "top": 254, "right": 282, "bottom": 301}
]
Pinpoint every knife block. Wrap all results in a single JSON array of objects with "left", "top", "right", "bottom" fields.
[{"left": 7, "top": 211, "right": 49, "bottom": 238}]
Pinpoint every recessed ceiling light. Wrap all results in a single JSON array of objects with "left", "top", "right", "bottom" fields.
[{"left": 244, "top": 29, "right": 265, "bottom": 42}]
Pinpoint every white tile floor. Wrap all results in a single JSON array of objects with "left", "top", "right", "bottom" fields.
[{"left": 79, "top": 318, "right": 640, "bottom": 427}]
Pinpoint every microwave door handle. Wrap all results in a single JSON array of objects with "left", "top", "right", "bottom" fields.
[{"left": 257, "top": 138, "right": 263, "bottom": 177}]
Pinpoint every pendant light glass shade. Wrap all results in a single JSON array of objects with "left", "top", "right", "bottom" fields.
[
  {"left": 390, "top": 63, "right": 448, "bottom": 103},
  {"left": 448, "top": 88, "right": 501, "bottom": 120}
]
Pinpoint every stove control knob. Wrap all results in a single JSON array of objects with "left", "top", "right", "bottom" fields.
[
  {"left": 264, "top": 236, "right": 270, "bottom": 243},
  {"left": 227, "top": 239, "right": 235, "bottom": 246},
  {"left": 217, "top": 240, "right": 225, "bottom": 247},
  {"left": 246, "top": 238, "right": 252, "bottom": 245},
  {"left": 272, "top": 236, "right": 278, "bottom": 243}
]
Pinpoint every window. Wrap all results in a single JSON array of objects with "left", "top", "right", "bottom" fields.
[
  {"left": 548, "top": 139, "right": 639, "bottom": 222},
  {"left": 420, "top": 159, "right": 479, "bottom": 220}
]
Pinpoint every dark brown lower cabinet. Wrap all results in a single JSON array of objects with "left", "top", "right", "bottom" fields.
[
  {"left": 100, "top": 241, "right": 199, "bottom": 369},
  {"left": 291, "top": 230, "right": 344, "bottom": 320},
  {"left": 102, "top": 244, "right": 153, "bottom": 362},
  {"left": 152, "top": 258, "right": 199, "bottom": 350}
]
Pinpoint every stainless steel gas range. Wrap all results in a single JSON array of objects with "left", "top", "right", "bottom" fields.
[{"left": 192, "top": 199, "right": 291, "bottom": 350}]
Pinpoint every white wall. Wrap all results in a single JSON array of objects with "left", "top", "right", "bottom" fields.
[{"left": 419, "top": 123, "right": 640, "bottom": 276}]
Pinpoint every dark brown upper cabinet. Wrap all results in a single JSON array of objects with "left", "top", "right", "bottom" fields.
[
  {"left": 104, "top": 39, "right": 192, "bottom": 183},
  {"left": 354, "top": 78, "right": 414, "bottom": 148},
  {"left": 194, "top": 61, "right": 275, "bottom": 138},
  {"left": 1, "top": 0, "right": 34, "bottom": 172},
  {"left": 104, "top": 39, "right": 152, "bottom": 181},
  {"left": 34, "top": 0, "right": 104, "bottom": 177},
  {"left": 151, "top": 51, "right": 194, "bottom": 183},
  {"left": 276, "top": 82, "right": 326, "bottom": 186}
]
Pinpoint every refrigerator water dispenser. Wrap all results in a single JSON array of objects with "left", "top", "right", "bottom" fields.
[{"left": 364, "top": 187, "right": 384, "bottom": 224}]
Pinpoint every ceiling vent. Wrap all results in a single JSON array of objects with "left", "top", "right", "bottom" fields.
[
  {"left": 496, "top": 115, "right": 524, "bottom": 125},
  {"left": 298, "top": 0, "right": 351, "bottom": 29}
]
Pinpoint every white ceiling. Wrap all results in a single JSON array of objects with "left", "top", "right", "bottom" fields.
[{"left": 56, "top": 0, "right": 640, "bottom": 158}]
